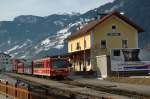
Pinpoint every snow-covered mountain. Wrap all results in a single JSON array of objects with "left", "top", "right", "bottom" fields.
[
  {"left": 0, "top": 0, "right": 149, "bottom": 59},
  {"left": 0, "top": 14, "right": 83, "bottom": 58}
]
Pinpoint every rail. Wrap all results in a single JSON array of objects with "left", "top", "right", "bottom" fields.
[{"left": 6, "top": 73, "right": 130, "bottom": 99}]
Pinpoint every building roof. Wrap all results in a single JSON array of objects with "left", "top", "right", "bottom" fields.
[
  {"left": 67, "top": 11, "right": 144, "bottom": 40},
  {"left": 0, "top": 52, "right": 11, "bottom": 57}
]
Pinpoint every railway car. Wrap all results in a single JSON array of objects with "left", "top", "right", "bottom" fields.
[
  {"left": 24, "top": 61, "right": 33, "bottom": 75},
  {"left": 33, "top": 57, "right": 71, "bottom": 78},
  {"left": 17, "top": 63, "right": 24, "bottom": 74},
  {"left": 11, "top": 59, "right": 20, "bottom": 73}
]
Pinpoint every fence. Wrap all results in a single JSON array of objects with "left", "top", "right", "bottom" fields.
[{"left": 0, "top": 81, "right": 55, "bottom": 99}]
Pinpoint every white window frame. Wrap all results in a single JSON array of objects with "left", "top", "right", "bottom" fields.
[{"left": 122, "top": 39, "right": 128, "bottom": 48}]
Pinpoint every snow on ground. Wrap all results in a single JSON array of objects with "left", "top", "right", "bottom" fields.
[
  {"left": 41, "top": 38, "right": 51, "bottom": 45},
  {"left": 18, "top": 42, "right": 28, "bottom": 49},
  {"left": 69, "top": 21, "right": 82, "bottom": 27},
  {"left": 53, "top": 21, "right": 64, "bottom": 26},
  {"left": 4, "top": 22, "right": 74, "bottom": 57},
  {"left": 6, "top": 39, "right": 32, "bottom": 55},
  {"left": 54, "top": 45, "right": 64, "bottom": 49},
  {"left": 19, "top": 55, "right": 26, "bottom": 59},
  {"left": 54, "top": 27, "right": 71, "bottom": 49},
  {"left": 6, "top": 45, "right": 19, "bottom": 53},
  {"left": 57, "top": 28, "right": 69, "bottom": 34},
  {"left": 10, "top": 52, "right": 19, "bottom": 57},
  {"left": 34, "top": 48, "right": 43, "bottom": 54},
  {"left": 37, "top": 27, "right": 71, "bottom": 51}
]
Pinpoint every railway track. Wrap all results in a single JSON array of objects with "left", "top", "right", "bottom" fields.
[
  {"left": 6, "top": 73, "right": 150, "bottom": 99},
  {"left": 60, "top": 80, "right": 150, "bottom": 99},
  {"left": 6, "top": 73, "right": 131, "bottom": 99}
]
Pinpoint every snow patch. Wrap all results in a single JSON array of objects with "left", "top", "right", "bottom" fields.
[
  {"left": 19, "top": 55, "right": 26, "bottom": 59},
  {"left": 57, "top": 28, "right": 69, "bottom": 34},
  {"left": 35, "top": 27, "right": 71, "bottom": 53},
  {"left": 7, "top": 45, "right": 19, "bottom": 53},
  {"left": 18, "top": 43, "right": 28, "bottom": 49},
  {"left": 10, "top": 52, "right": 19, "bottom": 57},
  {"left": 54, "top": 45, "right": 64, "bottom": 49},
  {"left": 41, "top": 38, "right": 51, "bottom": 45},
  {"left": 54, "top": 21, "right": 64, "bottom": 26}
]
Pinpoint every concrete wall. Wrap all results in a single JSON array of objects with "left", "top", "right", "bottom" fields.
[{"left": 96, "top": 55, "right": 111, "bottom": 78}]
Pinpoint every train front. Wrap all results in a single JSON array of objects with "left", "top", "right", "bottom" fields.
[
  {"left": 51, "top": 58, "right": 71, "bottom": 77},
  {"left": 33, "top": 57, "right": 71, "bottom": 78}
]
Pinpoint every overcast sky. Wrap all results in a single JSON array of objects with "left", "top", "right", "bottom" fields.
[{"left": 0, "top": 0, "right": 114, "bottom": 21}]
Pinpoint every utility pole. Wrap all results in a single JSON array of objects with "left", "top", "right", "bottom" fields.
[{"left": 83, "top": 32, "right": 86, "bottom": 72}]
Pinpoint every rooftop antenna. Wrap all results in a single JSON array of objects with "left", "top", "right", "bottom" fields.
[
  {"left": 95, "top": 10, "right": 108, "bottom": 20},
  {"left": 97, "top": 11, "right": 101, "bottom": 19}
]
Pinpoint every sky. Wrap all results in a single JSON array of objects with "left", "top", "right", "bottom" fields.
[{"left": 0, "top": 0, "right": 114, "bottom": 21}]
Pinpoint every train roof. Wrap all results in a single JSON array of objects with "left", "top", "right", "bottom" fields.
[{"left": 33, "top": 57, "right": 68, "bottom": 63}]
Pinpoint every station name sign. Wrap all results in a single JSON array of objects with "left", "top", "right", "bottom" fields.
[{"left": 107, "top": 32, "right": 121, "bottom": 36}]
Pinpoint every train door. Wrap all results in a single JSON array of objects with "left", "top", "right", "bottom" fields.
[{"left": 44, "top": 60, "right": 48, "bottom": 75}]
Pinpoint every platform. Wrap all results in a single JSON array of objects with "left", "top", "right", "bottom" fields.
[{"left": 73, "top": 78, "right": 150, "bottom": 98}]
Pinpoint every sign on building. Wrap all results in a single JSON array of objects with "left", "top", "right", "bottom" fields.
[{"left": 110, "top": 49, "right": 150, "bottom": 71}]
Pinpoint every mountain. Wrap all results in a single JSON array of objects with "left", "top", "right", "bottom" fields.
[
  {"left": 0, "top": 14, "right": 82, "bottom": 58},
  {"left": 0, "top": 0, "right": 149, "bottom": 59}
]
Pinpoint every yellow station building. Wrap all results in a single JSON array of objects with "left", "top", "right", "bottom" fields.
[{"left": 67, "top": 11, "right": 144, "bottom": 72}]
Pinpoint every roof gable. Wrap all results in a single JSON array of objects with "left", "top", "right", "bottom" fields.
[{"left": 67, "top": 11, "right": 144, "bottom": 40}]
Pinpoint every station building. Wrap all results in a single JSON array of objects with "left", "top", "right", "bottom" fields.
[{"left": 67, "top": 11, "right": 144, "bottom": 72}]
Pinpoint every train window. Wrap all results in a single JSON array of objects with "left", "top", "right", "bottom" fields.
[
  {"left": 34, "top": 62, "right": 44, "bottom": 68},
  {"left": 52, "top": 60, "right": 67, "bottom": 68}
]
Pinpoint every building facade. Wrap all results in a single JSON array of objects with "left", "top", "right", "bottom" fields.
[
  {"left": 68, "top": 32, "right": 91, "bottom": 71},
  {"left": 0, "top": 53, "right": 11, "bottom": 72},
  {"left": 67, "top": 11, "right": 144, "bottom": 72}
]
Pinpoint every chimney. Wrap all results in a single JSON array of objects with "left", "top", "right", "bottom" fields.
[{"left": 95, "top": 11, "right": 108, "bottom": 20}]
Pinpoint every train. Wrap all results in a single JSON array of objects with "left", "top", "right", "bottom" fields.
[{"left": 12, "top": 57, "right": 71, "bottom": 78}]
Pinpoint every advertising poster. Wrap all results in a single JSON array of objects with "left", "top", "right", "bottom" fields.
[{"left": 110, "top": 49, "right": 150, "bottom": 71}]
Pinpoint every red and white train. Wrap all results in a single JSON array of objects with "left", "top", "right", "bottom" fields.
[{"left": 13, "top": 57, "right": 71, "bottom": 78}]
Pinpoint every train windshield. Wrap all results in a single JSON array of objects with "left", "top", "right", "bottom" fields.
[
  {"left": 52, "top": 60, "right": 68, "bottom": 68},
  {"left": 34, "top": 62, "right": 44, "bottom": 68}
]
